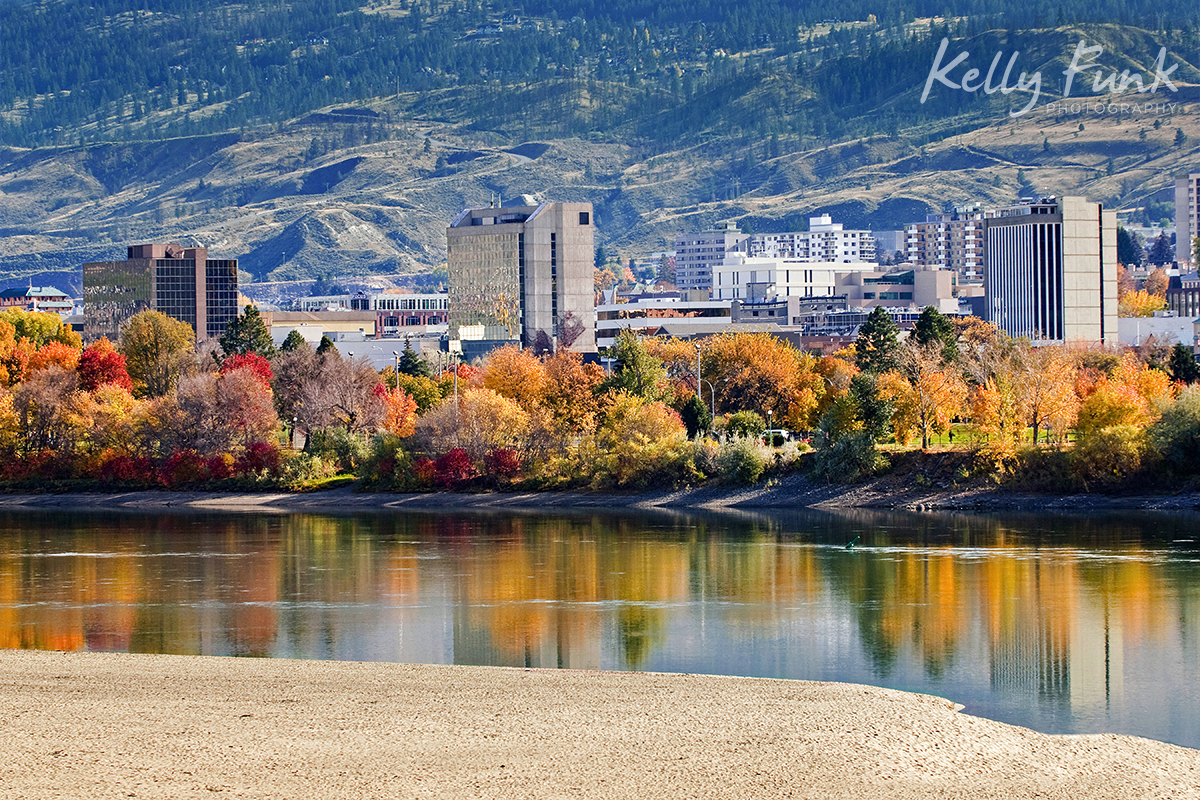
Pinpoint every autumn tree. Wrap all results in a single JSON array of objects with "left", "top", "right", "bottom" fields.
[
  {"left": 892, "top": 341, "right": 967, "bottom": 449},
  {"left": 542, "top": 348, "right": 605, "bottom": 437},
  {"left": 854, "top": 306, "right": 900, "bottom": 374},
  {"left": 483, "top": 344, "right": 548, "bottom": 409},
  {"left": 705, "top": 331, "right": 821, "bottom": 431},
  {"left": 416, "top": 387, "right": 531, "bottom": 461},
  {"left": 12, "top": 366, "right": 82, "bottom": 457},
  {"left": 297, "top": 354, "right": 385, "bottom": 434},
  {"left": 0, "top": 308, "right": 82, "bottom": 349},
  {"left": 79, "top": 338, "right": 133, "bottom": 392},
  {"left": 120, "top": 310, "right": 196, "bottom": 397},
  {"left": 380, "top": 387, "right": 418, "bottom": 438},
  {"left": 1144, "top": 267, "right": 1169, "bottom": 298},
  {"left": 26, "top": 341, "right": 81, "bottom": 375},
  {"left": 1017, "top": 345, "right": 1079, "bottom": 444},
  {"left": 1118, "top": 289, "right": 1166, "bottom": 318}
]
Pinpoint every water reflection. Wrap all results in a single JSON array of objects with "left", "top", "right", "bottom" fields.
[{"left": 0, "top": 508, "right": 1197, "bottom": 748}]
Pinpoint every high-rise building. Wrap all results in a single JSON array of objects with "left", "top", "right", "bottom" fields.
[
  {"left": 982, "top": 197, "right": 1117, "bottom": 344},
  {"left": 447, "top": 201, "right": 595, "bottom": 353},
  {"left": 673, "top": 221, "right": 747, "bottom": 292},
  {"left": 1176, "top": 173, "right": 1199, "bottom": 264},
  {"left": 83, "top": 243, "right": 239, "bottom": 343},
  {"left": 905, "top": 204, "right": 986, "bottom": 282}
]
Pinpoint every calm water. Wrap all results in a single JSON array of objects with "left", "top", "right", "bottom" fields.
[{"left": 1, "top": 508, "right": 1198, "bottom": 748}]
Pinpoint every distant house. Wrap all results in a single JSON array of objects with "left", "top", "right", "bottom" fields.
[{"left": 0, "top": 285, "right": 73, "bottom": 316}]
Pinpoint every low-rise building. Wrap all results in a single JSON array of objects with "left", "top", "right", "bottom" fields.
[{"left": 595, "top": 289, "right": 731, "bottom": 348}]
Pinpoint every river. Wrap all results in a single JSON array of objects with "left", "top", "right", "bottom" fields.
[{"left": 1, "top": 507, "right": 1197, "bottom": 748}]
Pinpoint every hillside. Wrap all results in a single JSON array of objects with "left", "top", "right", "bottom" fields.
[{"left": 0, "top": 2, "right": 1196, "bottom": 293}]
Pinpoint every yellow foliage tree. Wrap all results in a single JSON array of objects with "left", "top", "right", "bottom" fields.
[
  {"left": 482, "top": 344, "right": 548, "bottom": 410},
  {"left": 705, "top": 331, "right": 824, "bottom": 428},
  {"left": 895, "top": 342, "right": 968, "bottom": 449},
  {"left": 1119, "top": 289, "right": 1166, "bottom": 318},
  {"left": 1017, "top": 345, "right": 1080, "bottom": 443}
]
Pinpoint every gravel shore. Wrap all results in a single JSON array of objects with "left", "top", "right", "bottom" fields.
[{"left": 1, "top": 650, "right": 1195, "bottom": 799}]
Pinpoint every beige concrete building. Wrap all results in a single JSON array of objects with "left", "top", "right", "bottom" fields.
[
  {"left": 983, "top": 197, "right": 1117, "bottom": 345},
  {"left": 836, "top": 266, "right": 958, "bottom": 313},
  {"left": 447, "top": 201, "right": 595, "bottom": 353},
  {"left": 1176, "top": 173, "right": 1199, "bottom": 265},
  {"left": 905, "top": 204, "right": 986, "bottom": 282}
]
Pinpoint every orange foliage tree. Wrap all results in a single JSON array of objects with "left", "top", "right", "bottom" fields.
[
  {"left": 79, "top": 337, "right": 133, "bottom": 392},
  {"left": 380, "top": 387, "right": 418, "bottom": 438},
  {"left": 705, "top": 331, "right": 823, "bottom": 430}
]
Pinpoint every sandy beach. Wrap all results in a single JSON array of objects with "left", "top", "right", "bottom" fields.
[{"left": 0, "top": 650, "right": 1196, "bottom": 799}]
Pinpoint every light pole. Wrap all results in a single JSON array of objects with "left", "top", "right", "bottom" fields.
[
  {"left": 700, "top": 378, "right": 716, "bottom": 418},
  {"left": 392, "top": 350, "right": 399, "bottom": 387},
  {"left": 767, "top": 408, "right": 773, "bottom": 445}
]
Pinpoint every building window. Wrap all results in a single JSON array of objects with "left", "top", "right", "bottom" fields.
[{"left": 579, "top": 212, "right": 590, "bottom": 225}]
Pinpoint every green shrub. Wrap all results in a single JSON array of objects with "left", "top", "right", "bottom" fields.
[
  {"left": 716, "top": 436, "right": 770, "bottom": 484},
  {"left": 1072, "top": 424, "right": 1145, "bottom": 488},
  {"left": 305, "top": 428, "right": 372, "bottom": 473},
  {"left": 810, "top": 431, "right": 887, "bottom": 483},
  {"left": 275, "top": 451, "right": 339, "bottom": 489},
  {"left": 1149, "top": 386, "right": 1200, "bottom": 475},
  {"left": 726, "top": 411, "right": 766, "bottom": 439}
]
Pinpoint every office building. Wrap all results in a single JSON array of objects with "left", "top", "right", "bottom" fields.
[
  {"left": 83, "top": 243, "right": 239, "bottom": 343},
  {"left": 982, "top": 197, "right": 1117, "bottom": 344},
  {"left": 712, "top": 253, "right": 877, "bottom": 301},
  {"left": 447, "top": 201, "right": 596, "bottom": 353},
  {"left": 1176, "top": 173, "right": 1199, "bottom": 264},
  {"left": 906, "top": 204, "right": 986, "bottom": 282}
]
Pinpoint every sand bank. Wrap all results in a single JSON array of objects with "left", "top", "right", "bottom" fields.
[{"left": 0, "top": 650, "right": 1195, "bottom": 799}]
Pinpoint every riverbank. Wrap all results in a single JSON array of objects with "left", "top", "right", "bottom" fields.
[
  {"left": 1, "top": 650, "right": 1194, "bottom": 799},
  {"left": 1, "top": 470, "right": 1200, "bottom": 515}
]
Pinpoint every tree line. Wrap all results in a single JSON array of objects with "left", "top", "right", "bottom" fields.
[{"left": 1, "top": 303, "right": 1199, "bottom": 493}]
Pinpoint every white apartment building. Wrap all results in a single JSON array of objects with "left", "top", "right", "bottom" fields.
[
  {"left": 1176, "top": 173, "right": 1199, "bottom": 264},
  {"left": 745, "top": 215, "right": 876, "bottom": 262},
  {"left": 905, "top": 204, "right": 986, "bottom": 282},
  {"left": 673, "top": 221, "right": 747, "bottom": 292},
  {"left": 594, "top": 291, "right": 732, "bottom": 348},
  {"left": 712, "top": 253, "right": 878, "bottom": 301},
  {"left": 983, "top": 196, "right": 1117, "bottom": 345}
]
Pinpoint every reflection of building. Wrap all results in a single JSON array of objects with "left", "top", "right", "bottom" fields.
[
  {"left": 983, "top": 197, "right": 1117, "bottom": 345},
  {"left": 447, "top": 201, "right": 596, "bottom": 352},
  {"left": 83, "top": 243, "right": 239, "bottom": 343}
]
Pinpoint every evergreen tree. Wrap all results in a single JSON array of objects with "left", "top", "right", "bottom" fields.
[
  {"left": 397, "top": 338, "right": 431, "bottom": 377},
  {"left": 911, "top": 306, "right": 958, "bottom": 363},
  {"left": 316, "top": 335, "right": 337, "bottom": 356},
  {"left": 1117, "top": 227, "right": 1144, "bottom": 268},
  {"left": 1148, "top": 232, "right": 1175, "bottom": 265},
  {"left": 854, "top": 306, "right": 900, "bottom": 374},
  {"left": 1168, "top": 343, "right": 1200, "bottom": 384},
  {"left": 220, "top": 305, "right": 276, "bottom": 358},
  {"left": 281, "top": 329, "right": 308, "bottom": 352},
  {"left": 679, "top": 392, "right": 712, "bottom": 438},
  {"left": 849, "top": 372, "right": 893, "bottom": 442}
]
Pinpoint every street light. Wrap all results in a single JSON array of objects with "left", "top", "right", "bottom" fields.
[
  {"left": 767, "top": 408, "right": 773, "bottom": 446},
  {"left": 699, "top": 378, "right": 716, "bottom": 418}
]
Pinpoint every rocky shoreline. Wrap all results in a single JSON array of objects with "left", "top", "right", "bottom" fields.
[{"left": 0, "top": 472, "right": 1199, "bottom": 515}]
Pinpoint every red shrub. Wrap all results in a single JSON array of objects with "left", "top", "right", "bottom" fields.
[
  {"left": 484, "top": 448, "right": 521, "bottom": 479},
  {"left": 206, "top": 454, "right": 234, "bottom": 480},
  {"left": 160, "top": 450, "right": 209, "bottom": 487},
  {"left": 234, "top": 441, "right": 281, "bottom": 475},
  {"left": 412, "top": 457, "right": 437, "bottom": 487},
  {"left": 433, "top": 448, "right": 475, "bottom": 488}
]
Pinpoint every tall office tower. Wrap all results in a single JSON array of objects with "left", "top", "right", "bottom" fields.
[
  {"left": 673, "top": 221, "right": 747, "bottom": 292},
  {"left": 1176, "top": 173, "right": 1199, "bottom": 264},
  {"left": 447, "top": 201, "right": 596, "bottom": 352},
  {"left": 983, "top": 197, "right": 1117, "bottom": 344},
  {"left": 83, "top": 243, "right": 239, "bottom": 343},
  {"left": 905, "top": 204, "right": 986, "bottom": 282}
]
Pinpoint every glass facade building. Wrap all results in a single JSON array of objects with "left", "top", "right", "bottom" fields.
[{"left": 84, "top": 244, "right": 239, "bottom": 343}]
